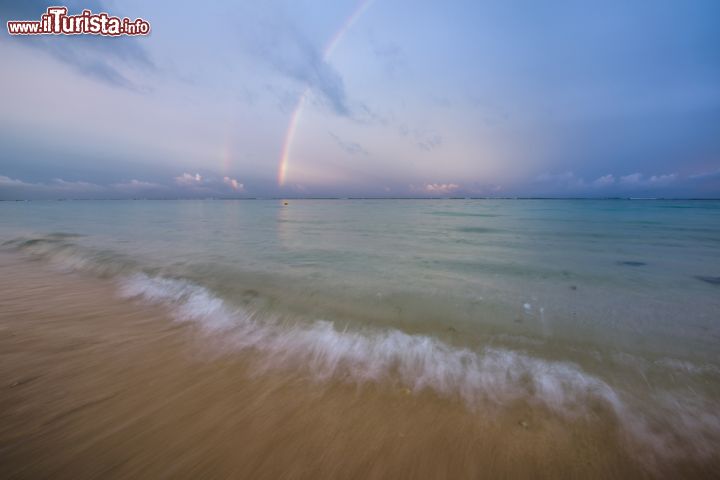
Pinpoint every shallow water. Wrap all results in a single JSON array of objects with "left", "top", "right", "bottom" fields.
[{"left": 1, "top": 199, "right": 719, "bottom": 477}]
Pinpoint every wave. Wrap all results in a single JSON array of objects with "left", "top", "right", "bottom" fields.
[
  {"left": 119, "top": 272, "right": 720, "bottom": 465},
  {"left": 5, "top": 233, "right": 720, "bottom": 464},
  {"left": 120, "top": 273, "right": 620, "bottom": 411},
  {"left": 2, "top": 233, "right": 138, "bottom": 277}
]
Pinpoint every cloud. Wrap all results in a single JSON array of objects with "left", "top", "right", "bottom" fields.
[
  {"left": 620, "top": 172, "right": 677, "bottom": 187},
  {"left": 689, "top": 169, "right": 720, "bottom": 181},
  {"left": 648, "top": 174, "right": 677, "bottom": 186},
  {"left": 0, "top": 175, "right": 30, "bottom": 187},
  {"left": 618, "top": 173, "right": 642, "bottom": 185},
  {"left": 113, "top": 179, "right": 163, "bottom": 190},
  {"left": 0, "top": 0, "right": 155, "bottom": 91},
  {"left": 413, "top": 183, "right": 461, "bottom": 195},
  {"left": 0, "top": 175, "right": 106, "bottom": 198},
  {"left": 370, "top": 37, "right": 406, "bottom": 76},
  {"left": 416, "top": 133, "right": 443, "bottom": 151},
  {"left": 241, "top": 19, "right": 349, "bottom": 115},
  {"left": 536, "top": 171, "right": 678, "bottom": 192},
  {"left": 174, "top": 172, "right": 204, "bottom": 186},
  {"left": 174, "top": 173, "right": 246, "bottom": 193},
  {"left": 223, "top": 176, "right": 244, "bottom": 191},
  {"left": 592, "top": 174, "right": 615, "bottom": 187},
  {"left": 1, "top": 175, "right": 105, "bottom": 191},
  {"left": 0, "top": 173, "right": 251, "bottom": 199},
  {"left": 329, "top": 132, "right": 368, "bottom": 156},
  {"left": 399, "top": 127, "right": 443, "bottom": 152},
  {"left": 51, "top": 178, "right": 105, "bottom": 192}
]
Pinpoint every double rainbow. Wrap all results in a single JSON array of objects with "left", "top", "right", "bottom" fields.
[{"left": 277, "top": 0, "right": 375, "bottom": 185}]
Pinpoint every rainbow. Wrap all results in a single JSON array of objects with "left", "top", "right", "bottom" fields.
[{"left": 277, "top": 0, "right": 375, "bottom": 186}]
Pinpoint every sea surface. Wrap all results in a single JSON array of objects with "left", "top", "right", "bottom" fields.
[{"left": 1, "top": 199, "right": 719, "bottom": 477}]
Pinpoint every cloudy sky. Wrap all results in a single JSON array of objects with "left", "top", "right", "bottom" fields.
[{"left": 1, "top": 0, "right": 719, "bottom": 199}]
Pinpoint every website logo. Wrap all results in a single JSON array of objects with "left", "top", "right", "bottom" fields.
[{"left": 7, "top": 6, "right": 150, "bottom": 36}]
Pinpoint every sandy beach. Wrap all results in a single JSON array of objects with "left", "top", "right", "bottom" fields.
[
  {"left": 4, "top": 0, "right": 719, "bottom": 476},
  {"left": 3, "top": 249, "right": 718, "bottom": 479}
]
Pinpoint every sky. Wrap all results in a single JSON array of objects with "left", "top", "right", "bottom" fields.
[{"left": 1, "top": 0, "right": 719, "bottom": 199}]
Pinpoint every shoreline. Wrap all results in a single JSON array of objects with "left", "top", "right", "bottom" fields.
[{"left": 1, "top": 252, "right": 718, "bottom": 478}]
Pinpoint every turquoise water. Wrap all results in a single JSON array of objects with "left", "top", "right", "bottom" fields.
[{"left": 2, "top": 199, "right": 720, "bottom": 460}]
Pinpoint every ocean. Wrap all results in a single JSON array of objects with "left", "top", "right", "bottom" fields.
[{"left": 1, "top": 198, "right": 719, "bottom": 478}]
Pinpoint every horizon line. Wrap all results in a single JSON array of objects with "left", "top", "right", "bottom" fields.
[{"left": 2, "top": 197, "right": 720, "bottom": 202}]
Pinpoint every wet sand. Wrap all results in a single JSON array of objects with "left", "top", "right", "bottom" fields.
[{"left": 0, "top": 252, "right": 712, "bottom": 479}]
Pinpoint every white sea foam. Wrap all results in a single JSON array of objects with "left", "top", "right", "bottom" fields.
[
  {"left": 118, "top": 272, "right": 720, "bottom": 464},
  {"left": 120, "top": 274, "right": 620, "bottom": 410}
]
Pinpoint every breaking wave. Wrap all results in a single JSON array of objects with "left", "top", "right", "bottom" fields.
[
  {"left": 120, "top": 273, "right": 621, "bottom": 413},
  {"left": 4, "top": 234, "right": 720, "bottom": 465},
  {"left": 119, "top": 272, "right": 720, "bottom": 465}
]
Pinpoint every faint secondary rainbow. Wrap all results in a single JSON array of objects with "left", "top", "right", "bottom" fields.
[{"left": 277, "top": 0, "right": 375, "bottom": 186}]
